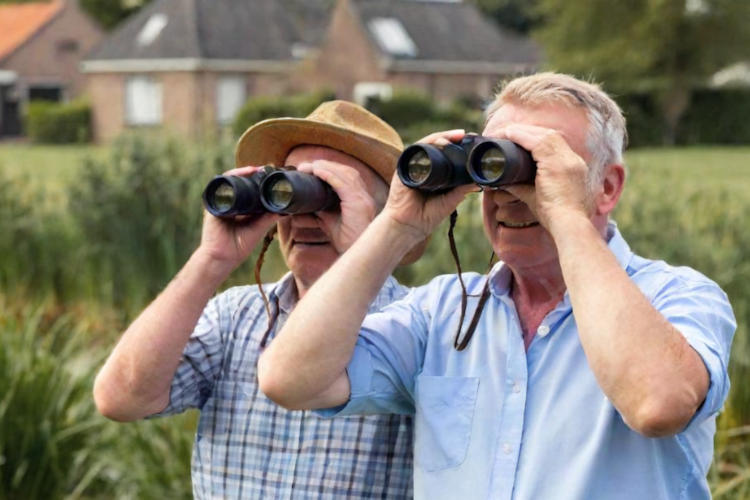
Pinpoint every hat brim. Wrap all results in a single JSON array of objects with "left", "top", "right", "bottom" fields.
[{"left": 235, "top": 118, "right": 401, "bottom": 183}]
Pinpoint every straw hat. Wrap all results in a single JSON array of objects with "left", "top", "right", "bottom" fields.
[
  {"left": 235, "top": 100, "right": 403, "bottom": 182},
  {"left": 234, "top": 100, "right": 429, "bottom": 265}
]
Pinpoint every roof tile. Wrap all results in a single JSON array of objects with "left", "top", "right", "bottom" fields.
[{"left": 0, "top": 0, "right": 63, "bottom": 61}]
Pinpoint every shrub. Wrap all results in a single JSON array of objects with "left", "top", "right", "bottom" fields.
[
  {"left": 366, "top": 90, "right": 484, "bottom": 144},
  {"left": 64, "top": 133, "right": 287, "bottom": 315},
  {"left": 616, "top": 92, "right": 665, "bottom": 148},
  {"left": 67, "top": 134, "right": 217, "bottom": 312},
  {"left": 26, "top": 100, "right": 92, "bottom": 144},
  {"left": 366, "top": 90, "right": 437, "bottom": 129},
  {"left": 616, "top": 88, "right": 750, "bottom": 147},
  {"left": 232, "top": 90, "right": 335, "bottom": 138},
  {"left": 0, "top": 303, "right": 105, "bottom": 498},
  {"left": 0, "top": 170, "right": 76, "bottom": 300},
  {"left": 679, "top": 89, "right": 750, "bottom": 145},
  {"left": 96, "top": 413, "right": 195, "bottom": 500}
]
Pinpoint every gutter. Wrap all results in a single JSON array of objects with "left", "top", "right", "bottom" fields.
[{"left": 81, "top": 58, "right": 295, "bottom": 73}]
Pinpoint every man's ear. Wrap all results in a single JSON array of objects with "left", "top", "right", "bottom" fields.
[{"left": 595, "top": 163, "right": 625, "bottom": 216}]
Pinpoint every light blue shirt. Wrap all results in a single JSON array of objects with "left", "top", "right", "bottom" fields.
[{"left": 321, "top": 223, "right": 736, "bottom": 500}]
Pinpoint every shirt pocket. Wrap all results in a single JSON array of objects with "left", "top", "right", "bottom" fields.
[{"left": 414, "top": 375, "right": 479, "bottom": 472}]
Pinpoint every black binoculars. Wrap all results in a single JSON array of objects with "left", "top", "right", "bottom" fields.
[
  {"left": 202, "top": 167, "right": 339, "bottom": 218},
  {"left": 397, "top": 134, "right": 536, "bottom": 192}
]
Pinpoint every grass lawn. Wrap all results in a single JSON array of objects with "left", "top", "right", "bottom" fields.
[
  {"left": 0, "top": 143, "right": 108, "bottom": 204},
  {"left": 626, "top": 146, "right": 750, "bottom": 191}
]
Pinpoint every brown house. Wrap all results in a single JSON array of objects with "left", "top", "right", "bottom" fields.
[
  {"left": 82, "top": 0, "right": 332, "bottom": 142},
  {"left": 0, "top": 0, "right": 103, "bottom": 137},
  {"left": 83, "top": 0, "right": 539, "bottom": 142},
  {"left": 295, "top": 0, "right": 540, "bottom": 104}
]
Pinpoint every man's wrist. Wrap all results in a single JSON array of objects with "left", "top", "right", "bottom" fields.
[
  {"left": 370, "top": 213, "right": 426, "bottom": 268},
  {"left": 546, "top": 208, "right": 592, "bottom": 239},
  {"left": 188, "top": 248, "right": 237, "bottom": 287}
]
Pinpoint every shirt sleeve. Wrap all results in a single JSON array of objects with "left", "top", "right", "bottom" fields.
[
  {"left": 651, "top": 272, "right": 736, "bottom": 429},
  {"left": 149, "top": 292, "right": 229, "bottom": 417},
  {"left": 316, "top": 285, "right": 433, "bottom": 418}
]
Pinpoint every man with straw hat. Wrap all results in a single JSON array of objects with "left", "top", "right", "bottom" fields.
[{"left": 94, "top": 101, "right": 416, "bottom": 498}]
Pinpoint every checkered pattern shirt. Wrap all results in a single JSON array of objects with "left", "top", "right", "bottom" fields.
[{"left": 154, "top": 273, "right": 414, "bottom": 499}]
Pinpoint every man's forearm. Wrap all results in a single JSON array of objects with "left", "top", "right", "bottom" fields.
[
  {"left": 551, "top": 214, "right": 708, "bottom": 436},
  {"left": 259, "top": 214, "right": 419, "bottom": 409},
  {"left": 93, "top": 250, "right": 234, "bottom": 421}
]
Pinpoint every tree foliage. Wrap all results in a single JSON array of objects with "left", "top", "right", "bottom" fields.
[
  {"left": 470, "top": 0, "right": 539, "bottom": 33},
  {"left": 79, "top": 0, "right": 153, "bottom": 30},
  {"left": 533, "top": 0, "right": 750, "bottom": 143}
]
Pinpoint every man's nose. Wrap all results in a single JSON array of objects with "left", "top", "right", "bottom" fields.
[
  {"left": 289, "top": 213, "right": 322, "bottom": 229},
  {"left": 485, "top": 188, "right": 517, "bottom": 205}
]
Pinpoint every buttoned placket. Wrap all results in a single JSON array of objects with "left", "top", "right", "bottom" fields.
[{"left": 488, "top": 295, "right": 528, "bottom": 500}]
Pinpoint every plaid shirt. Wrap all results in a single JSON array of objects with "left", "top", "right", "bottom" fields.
[{"left": 155, "top": 273, "right": 414, "bottom": 499}]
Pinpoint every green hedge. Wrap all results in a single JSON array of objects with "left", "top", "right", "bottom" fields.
[
  {"left": 366, "top": 90, "right": 484, "bottom": 144},
  {"left": 679, "top": 89, "right": 750, "bottom": 145},
  {"left": 26, "top": 100, "right": 92, "bottom": 144},
  {"left": 617, "top": 88, "right": 750, "bottom": 147},
  {"left": 231, "top": 90, "right": 335, "bottom": 138}
]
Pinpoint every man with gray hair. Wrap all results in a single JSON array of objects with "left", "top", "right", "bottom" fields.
[{"left": 258, "top": 73, "right": 736, "bottom": 499}]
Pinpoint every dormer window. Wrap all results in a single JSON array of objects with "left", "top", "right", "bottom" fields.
[
  {"left": 368, "top": 18, "right": 417, "bottom": 58},
  {"left": 137, "top": 13, "right": 168, "bottom": 46}
]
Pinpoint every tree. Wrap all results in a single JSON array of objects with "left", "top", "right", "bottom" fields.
[
  {"left": 79, "top": 0, "right": 153, "bottom": 30},
  {"left": 470, "top": 0, "right": 539, "bottom": 33},
  {"left": 533, "top": 0, "right": 750, "bottom": 144}
]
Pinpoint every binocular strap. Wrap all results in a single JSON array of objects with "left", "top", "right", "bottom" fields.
[{"left": 448, "top": 210, "right": 495, "bottom": 351}]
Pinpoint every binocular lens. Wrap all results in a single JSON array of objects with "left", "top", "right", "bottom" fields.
[
  {"left": 212, "top": 182, "right": 236, "bottom": 212},
  {"left": 266, "top": 178, "right": 293, "bottom": 209},
  {"left": 203, "top": 174, "right": 266, "bottom": 217},
  {"left": 406, "top": 150, "right": 432, "bottom": 184},
  {"left": 477, "top": 147, "right": 506, "bottom": 182},
  {"left": 260, "top": 170, "right": 339, "bottom": 214}
]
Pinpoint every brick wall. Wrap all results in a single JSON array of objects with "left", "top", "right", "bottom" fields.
[
  {"left": 2, "top": 0, "right": 102, "bottom": 100},
  {"left": 87, "top": 70, "right": 292, "bottom": 142},
  {"left": 292, "top": 0, "right": 382, "bottom": 99}
]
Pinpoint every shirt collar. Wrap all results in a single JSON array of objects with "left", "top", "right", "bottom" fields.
[
  {"left": 268, "top": 272, "right": 298, "bottom": 314},
  {"left": 268, "top": 272, "right": 403, "bottom": 315},
  {"left": 487, "top": 220, "right": 634, "bottom": 298}
]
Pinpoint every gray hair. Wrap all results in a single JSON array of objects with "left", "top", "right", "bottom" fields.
[{"left": 485, "top": 72, "right": 628, "bottom": 191}]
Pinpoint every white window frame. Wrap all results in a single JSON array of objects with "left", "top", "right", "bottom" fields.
[
  {"left": 368, "top": 18, "right": 418, "bottom": 58},
  {"left": 216, "top": 76, "right": 246, "bottom": 124},
  {"left": 353, "top": 82, "right": 393, "bottom": 106},
  {"left": 125, "top": 75, "right": 162, "bottom": 126}
]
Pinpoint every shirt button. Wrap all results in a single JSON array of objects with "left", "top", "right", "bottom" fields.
[
  {"left": 537, "top": 324, "right": 550, "bottom": 337},
  {"left": 503, "top": 443, "right": 512, "bottom": 455},
  {"left": 513, "top": 382, "right": 521, "bottom": 393}
]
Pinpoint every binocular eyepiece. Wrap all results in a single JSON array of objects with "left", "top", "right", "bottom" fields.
[
  {"left": 202, "top": 167, "right": 339, "bottom": 218},
  {"left": 397, "top": 134, "right": 536, "bottom": 192}
]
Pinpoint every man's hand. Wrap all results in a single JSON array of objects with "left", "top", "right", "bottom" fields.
[
  {"left": 498, "top": 124, "right": 592, "bottom": 232},
  {"left": 198, "top": 166, "right": 280, "bottom": 270},
  {"left": 382, "top": 130, "right": 478, "bottom": 242},
  {"left": 296, "top": 161, "right": 379, "bottom": 253}
]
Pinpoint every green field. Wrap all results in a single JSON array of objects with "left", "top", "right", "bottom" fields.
[
  {"left": 0, "top": 143, "right": 108, "bottom": 204},
  {"left": 626, "top": 146, "right": 750, "bottom": 190}
]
